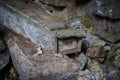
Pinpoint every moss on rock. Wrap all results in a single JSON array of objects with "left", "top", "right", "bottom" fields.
[
  {"left": 79, "top": 15, "right": 94, "bottom": 28},
  {"left": 105, "top": 46, "right": 120, "bottom": 68}
]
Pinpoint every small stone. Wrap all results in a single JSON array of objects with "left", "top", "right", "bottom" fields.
[
  {"left": 78, "top": 69, "right": 95, "bottom": 80},
  {"left": 70, "top": 21, "right": 83, "bottom": 29},
  {"left": 76, "top": 53, "right": 88, "bottom": 70},
  {"left": 33, "top": 47, "right": 42, "bottom": 57},
  {"left": 88, "top": 60, "right": 106, "bottom": 80},
  {"left": 85, "top": 35, "right": 106, "bottom": 47},
  {"left": 54, "top": 53, "right": 63, "bottom": 58},
  {"left": 104, "top": 46, "right": 111, "bottom": 51}
]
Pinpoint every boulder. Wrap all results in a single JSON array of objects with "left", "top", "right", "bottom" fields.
[
  {"left": 4, "top": 30, "right": 80, "bottom": 80},
  {"left": 88, "top": 60, "right": 106, "bottom": 80},
  {"left": 93, "top": 0, "right": 120, "bottom": 42},
  {"left": 93, "top": 0, "right": 120, "bottom": 19},
  {"left": 0, "top": 0, "right": 83, "bottom": 54},
  {"left": 78, "top": 69, "right": 94, "bottom": 80},
  {"left": 94, "top": 16, "right": 120, "bottom": 42}
]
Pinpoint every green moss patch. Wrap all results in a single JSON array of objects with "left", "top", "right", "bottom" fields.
[
  {"left": 79, "top": 15, "right": 94, "bottom": 28},
  {"left": 105, "top": 46, "right": 120, "bottom": 68}
]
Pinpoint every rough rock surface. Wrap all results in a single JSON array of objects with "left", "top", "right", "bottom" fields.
[
  {"left": 93, "top": 0, "right": 120, "bottom": 19},
  {"left": 105, "top": 46, "right": 120, "bottom": 69},
  {"left": 0, "top": 0, "right": 120, "bottom": 80},
  {"left": 0, "top": 49, "right": 10, "bottom": 70},
  {"left": 0, "top": 0, "right": 84, "bottom": 54},
  {"left": 76, "top": 53, "right": 88, "bottom": 70},
  {"left": 0, "top": 36, "right": 6, "bottom": 51},
  {"left": 94, "top": 16, "right": 120, "bottom": 42},
  {"left": 78, "top": 69, "right": 94, "bottom": 80},
  {"left": 4, "top": 30, "right": 80, "bottom": 80},
  {"left": 86, "top": 45, "right": 105, "bottom": 62},
  {"left": 40, "top": 0, "right": 67, "bottom": 7},
  {"left": 93, "top": 0, "right": 120, "bottom": 42},
  {"left": 85, "top": 35, "right": 106, "bottom": 47},
  {"left": 88, "top": 60, "right": 106, "bottom": 80}
]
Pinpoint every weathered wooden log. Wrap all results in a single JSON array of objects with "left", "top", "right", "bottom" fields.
[
  {"left": 0, "top": 0, "right": 85, "bottom": 54},
  {"left": 3, "top": 30, "right": 80, "bottom": 80}
]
